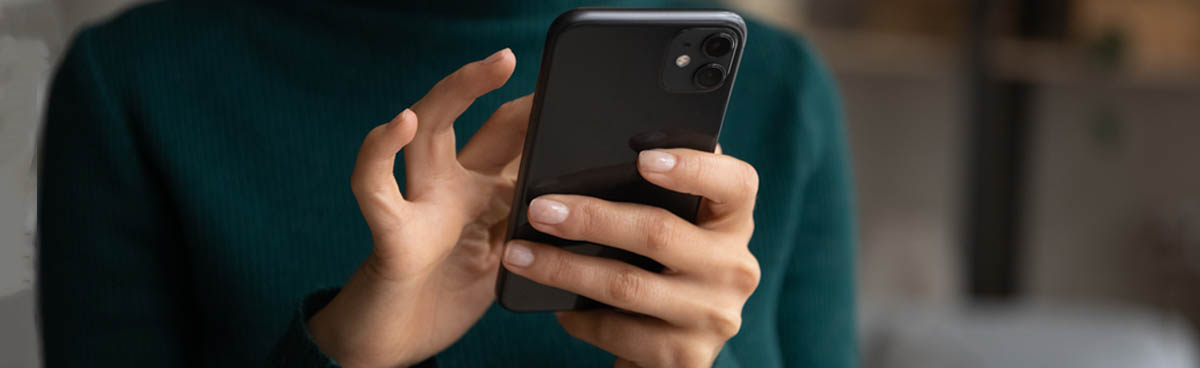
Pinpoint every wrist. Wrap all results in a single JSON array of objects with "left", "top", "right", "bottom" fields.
[{"left": 307, "top": 255, "right": 428, "bottom": 366}]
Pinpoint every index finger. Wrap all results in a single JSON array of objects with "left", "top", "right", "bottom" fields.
[
  {"left": 404, "top": 48, "right": 516, "bottom": 184},
  {"left": 636, "top": 148, "right": 759, "bottom": 221}
]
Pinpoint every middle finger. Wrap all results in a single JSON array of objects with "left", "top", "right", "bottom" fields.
[{"left": 502, "top": 240, "right": 700, "bottom": 324}]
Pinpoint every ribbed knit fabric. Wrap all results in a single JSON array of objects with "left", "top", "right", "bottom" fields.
[{"left": 37, "top": 0, "right": 857, "bottom": 367}]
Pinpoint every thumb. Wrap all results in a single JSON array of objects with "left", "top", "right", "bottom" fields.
[{"left": 351, "top": 109, "right": 419, "bottom": 232}]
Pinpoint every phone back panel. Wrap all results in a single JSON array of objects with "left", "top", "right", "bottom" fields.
[{"left": 497, "top": 9, "right": 746, "bottom": 312}]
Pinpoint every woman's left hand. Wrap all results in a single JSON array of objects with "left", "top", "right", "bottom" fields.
[{"left": 501, "top": 148, "right": 761, "bottom": 368}]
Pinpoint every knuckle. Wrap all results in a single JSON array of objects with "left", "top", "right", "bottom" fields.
[
  {"left": 565, "top": 199, "right": 600, "bottom": 238},
  {"left": 655, "top": 340, "right": 684, "bottom": 367},
  {"left": 606, "top": 267, "right": 644, "bottom": 305},
  {"left": 545, "top": 254, "right": 576, "bottom": 286},
  {"left": 349, "top": 175, "right": 367, "bottom": 196},
  {"left": 648, "top": 342, "right": 673, "bottom": 367},
  {"left": 667, "top": 342, "right": 707, "bottom": 368},
  {"left": 688, "top": 155, "right": 710, "bottom": 184},
  {"left": 706, "top": 308, "right": 743, "bottom": 339},
  {"left": 666, "top": 345, "right": 690, "bottom": 367},
  {"left": 642, "top": 211, "right": 678, "bottom": 253},
  {"left": 738, "top": 161, "right": 760, "bottom": 194},
  {"left": 730, "top": 256, "right": 762, "bottom": 295},
  {"left": 578, "top": 199, "right": 620, "bottom": 240},
  {"left": 349, "top": 177, "right": 385, "bottom": 201}
]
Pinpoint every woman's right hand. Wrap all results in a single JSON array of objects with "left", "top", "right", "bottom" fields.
[{"left": 307, "top": 48, "right": 529, "bottom": 367}]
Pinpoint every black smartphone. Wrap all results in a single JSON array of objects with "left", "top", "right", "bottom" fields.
[{"left": 496, "top": 8, "right": 747, "bottom": 312}]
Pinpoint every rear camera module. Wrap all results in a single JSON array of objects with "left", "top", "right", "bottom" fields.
[
  {"left": 663, "top": 28, "right": 739, "bottom": 93},
  {"left": 693, "top": 63, "right": 727, "bottom": 89},
  {"left": 702, "top": 33, "right": 736, "bottom": 58}
]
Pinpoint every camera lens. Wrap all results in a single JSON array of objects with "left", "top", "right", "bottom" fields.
[
  {"left": 702, "top": 33, "right": 736, "bottom": 58},
  {"left": 693, "top": 63, "right": 727, "bottom": 89}
]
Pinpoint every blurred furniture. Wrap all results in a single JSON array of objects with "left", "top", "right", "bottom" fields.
[{"left": 861, "top": 302, "right": 1199, "bottom": 368}]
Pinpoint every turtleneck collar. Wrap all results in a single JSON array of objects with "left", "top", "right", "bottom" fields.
[{"left": 283, "top": 0, "right": 635, "bottom": 18}]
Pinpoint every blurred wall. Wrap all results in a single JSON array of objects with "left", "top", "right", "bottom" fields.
[
  {"left": 1027, "top": 83, "right": 1200, "bottom": 308},
  {"left": 1024, "top": 0, "right": 1200, "bottom": 319}
]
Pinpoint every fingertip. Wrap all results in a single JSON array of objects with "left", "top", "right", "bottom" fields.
[
  {"left": 480, "top": 48, "right": 516, "bottom": 86},
  {"left": 440, "top": 48, "right": 516, "bottom": 101},
  {"left": 480, "top": 47, "right": 513, "bottom": 65},
  {"left": 390, "top": 108, "right": 418, "bottom": 142},
  {"left": 478, "top": 48, "right": 516, "bottom": 71},
  {"left": 498, "top": 94, "right": 534, "bottom": 130},
  {"left": 388, "top": 108, "right": 415, "bottom": 128},
  {"left": 501, "top": 48, "right": 517, "bottom": 67}
]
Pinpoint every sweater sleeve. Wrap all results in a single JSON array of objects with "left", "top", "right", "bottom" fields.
[
  {"left": 267, "top": 289, "right": 439, "bottom": 368},
  {"left": 38, "top": 29, "right": 196, "bottom": 367},
  {"left": 37, "top": 29, "right": 352, "bottom": 367},
  {"left": 269, "top": 289, "right": 343, "bottom": 367},
  {"left": 773, "top": 40, "right": 859, "bottom": 367}
]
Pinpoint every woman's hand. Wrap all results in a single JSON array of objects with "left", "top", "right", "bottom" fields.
[
  {"left": 501, "top": 148, "right": 761, "bottom": 368},
  {"left": 308, "top": 48, "right": 530, "bottom": 367}
]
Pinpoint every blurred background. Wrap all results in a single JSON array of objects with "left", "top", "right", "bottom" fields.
[
  {"left": 2, "top": 0, "right": 1199, "bottom": 367},
  {"left": 736, "top": 0, "right": 1200, "bottom": 367}
]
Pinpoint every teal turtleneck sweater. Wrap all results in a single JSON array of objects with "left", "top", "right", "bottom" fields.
[{"left": 38, "top": 0, "right": 856, "bottom": 366}]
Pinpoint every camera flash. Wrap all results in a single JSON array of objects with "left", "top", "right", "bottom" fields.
[{"left": 675, "top": 54, "right": 691, "bottom": 68}]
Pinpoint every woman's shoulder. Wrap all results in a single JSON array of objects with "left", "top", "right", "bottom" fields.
[
  {"left": 79, "top": 1, "right": 252, "bottom": 42},
  {"left": 68, "top": 1, "right": 272, "bottom": 73}
]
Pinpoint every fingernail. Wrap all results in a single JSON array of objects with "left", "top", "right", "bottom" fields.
[
  {"left": 529, "top": 198, "right": 569, "bottom": 225},
  {"left": 504, "top": 241, "right": 534, "bottom": 267},
  {"left": 639, "top": 150, "right": 677, "bottom": 173},
  {"left": 482, "top": 48, "right": 510, "bottom": 64}
]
